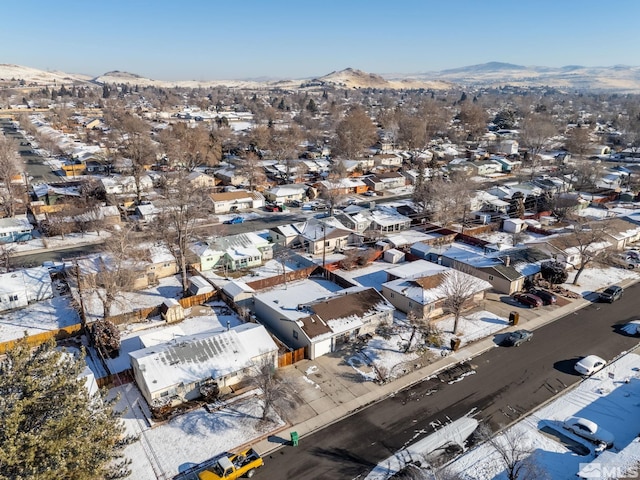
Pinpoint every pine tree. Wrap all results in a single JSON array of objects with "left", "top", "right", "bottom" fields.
[{"left": 0, "top": 337, "right": 134, "bottom": 479}]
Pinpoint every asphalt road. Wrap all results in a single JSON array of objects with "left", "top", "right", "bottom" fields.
[{"left": 256, "top": 284, "right": 640, "bottom": 479}]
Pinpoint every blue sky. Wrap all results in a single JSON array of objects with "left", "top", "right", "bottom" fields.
[{"left": 2, "top": 0, "right": 639, "bottom": 81}]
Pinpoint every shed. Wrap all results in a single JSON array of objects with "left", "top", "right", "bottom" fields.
[
  {"left": 160, "top": 298, "right": 185, "bottom": 323},
  {"left": 384, "top": 248, "right": 405, "bottom": 264},
  {"left": 503, "top": 218, "right": 526, "bottom": 234},
  {"left": 188, "top": 276, "right": 214, "bottom": 296}
]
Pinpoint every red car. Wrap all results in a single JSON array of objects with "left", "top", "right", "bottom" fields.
[{"left": 513, "top": 292, "right": 543, "bottom": 308}]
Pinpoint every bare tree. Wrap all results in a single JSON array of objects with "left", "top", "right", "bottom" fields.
[
  {"left": 112, "top": 112, "right": 156, "bottom": 204},
  {"left": 438, "top": 269, "right": 487, "bottom": 334},
  {"left": 0, "top": 243, "right": 16, "bottom": 273},
  {"left": 519, "top": 113, "right": 556, "bottom": 180},
  {"left": 333, "top": 106, "right": 377, "bottom": 159},
  {"left": 0, "top": 136, "right": 23, "bottom": 218},
  {"left": 417, "top": 177, "right": 471, "bottom": 227},
  {"left": 159, "top": 123, "right": 222, "bottom": 171},
  {"left": 560, "top": 216, "right": 611, "bottom": 285},
  {"left": 247, "top": 356, "right": 298, "bottom": 421},
  {"left": 236, "top": 151, "right": 266, "bottom": 192},
  {"left": 564, "top": 125, "right": 593, "bottom": 159},
  {"left": 79, "top": 226, "right": 139, "bottom": 318},
  {"left": 153, "top": 173, "right": 209, "bottom": 296},
  {"left": 457, "top": 101, "right": 488, "bottom": 142},
  {"left": 475, "top": 423, "right": 547, "bottom": 480}
]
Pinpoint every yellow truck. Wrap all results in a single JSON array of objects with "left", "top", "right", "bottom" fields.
[{"left": 198, "top": 448, "right": 263, "bottom": 479}]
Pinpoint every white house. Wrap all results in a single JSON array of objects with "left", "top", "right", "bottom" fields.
[
  {"left": 129, "top": 323, "right": 278, "bottom": 407},
  {"left": 209, "top": 190, "right": 265, "bottom": 214},
  {"left": 264, "top": 184, "right": 309, "bottom": 204},
  {"left": 0, "top": 266, "right": 53, "bottom": 311},
  {"left": 253, "top": 283, "right": 394, "bottom": 359},
  {"left": 100, "top": 175, "right": 153, "bottom": 195}
]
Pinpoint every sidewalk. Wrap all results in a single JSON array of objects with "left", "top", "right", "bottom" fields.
[{"left": 253, "top": 280, "right": 632, "bottom": 455}]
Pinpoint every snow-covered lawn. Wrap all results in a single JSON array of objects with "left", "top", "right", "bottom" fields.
[
  {"left": 563, "top": 266, "right": 639, "bottom": 297},
  {"left": 445, "top": 353, "right": 640, "bottom": 480},
  {"left": 0, "top": 296, "right": 80, "bottom": 343},
  {"left": 82, "top": 274, "right": 185, "bottom": 322},
  {"left": 346, "top": 310, "right": 509, "bottom": 382},
  {"left": 114, "top": 384, "right": 284, "bottom": 480}
]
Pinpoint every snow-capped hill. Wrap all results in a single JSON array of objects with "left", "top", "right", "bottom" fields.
[
  {"left": 0, "top": 64, "right": 92, "bottom": 85},
  {"left": 314, "top": 68, "right": 391, "bottom": 88},
  {"left": 440, "top": 61, "right": 527, "bottom": 74}
]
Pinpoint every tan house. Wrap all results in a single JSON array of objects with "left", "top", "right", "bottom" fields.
[{"left": 209, "top": 190, "right": 265, "bottom": 213}]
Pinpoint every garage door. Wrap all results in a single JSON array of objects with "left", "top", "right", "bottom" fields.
[{"left": 313, "top": 338, "right": 333, "bottom": 358}]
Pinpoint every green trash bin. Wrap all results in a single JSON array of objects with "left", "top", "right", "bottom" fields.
[{"left": 290, "top": 431, "right": 299, "bottom": 447}]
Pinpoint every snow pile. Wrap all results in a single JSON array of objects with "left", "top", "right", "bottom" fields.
[{"left": 621, "top": 321, "right": 640, "bottom": 336}]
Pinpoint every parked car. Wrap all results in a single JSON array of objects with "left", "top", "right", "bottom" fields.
[
  {"left": 289, "top": 200, "right": 302, "bottom": 207},
  {"left": 264, "top": 203, "right": 281, "bottom": 212},
  {"left": 563, "top": 417, "right": 614, "bottom": 448},
  {"left": 574, "top": 355, "right": 606, "bottom": 376},
  {"left": 599, "top": 285, "right": 623, "bottom": 303},
  {"left": 503, "top": 329, "right": 533, "bottom": 347},
  {"left": 363, "top": 191, "right": 375, "bottom": 196},
  {"left": 512, "top": 292, "right": 543, "bottom": 308},
  {"left": 223, "top": 216, "right": 244, "bottom": 224},
  {"left": 529, "top": 288, "right": 557, "bottom": 305}
]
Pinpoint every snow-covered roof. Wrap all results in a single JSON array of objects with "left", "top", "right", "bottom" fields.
[
  {"left": 129, "top": 323, "right": 277, "bottom": 395},
  {"left": 222, "top": 281, "right": 255, "bottom": 298},
  {"left": 0, "top": 266, "right": 50, "bottom": 296},
  {"left": 385, "top": 260, "right": 448, "bottom": 279},
  {"left": 0, "top": 216, "right": 32, "bottom": 233}
]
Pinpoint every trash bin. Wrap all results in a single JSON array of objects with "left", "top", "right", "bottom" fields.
[
  {"left": 290, "top": 431, "right": 299, "bottom": 447},
  {"left": 450, "top": 337, "right": 461, "bottom": 351},
  {"left": 509, "top": 311, "right": 519, "bottom": 326}
]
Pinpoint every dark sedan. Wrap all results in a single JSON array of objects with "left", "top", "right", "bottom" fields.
[{"left": 503, "top": 329, "right": 533, "bottom": 347}]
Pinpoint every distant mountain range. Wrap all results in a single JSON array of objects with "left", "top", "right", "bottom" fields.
[{"left": 2, "top": 62, "right": 640, "bottom": 93}]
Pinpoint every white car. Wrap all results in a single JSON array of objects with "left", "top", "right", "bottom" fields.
[
  {"left": 564, "top": 417, "right": 614, "bottom": 448},
  {"left": 574, "top": 355, "right": 606, "bottom": 376}
]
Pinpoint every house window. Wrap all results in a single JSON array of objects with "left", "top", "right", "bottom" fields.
[
  {"left": 9, "top": 295, "right": 18, "bottom": 301},
  {"left": 163, "top": 263, "right": 171, "bottom": 267},
  {"left": 488, "top": 275, "right": 494, "bottom": 281},
  {"left": 160, "top": 391, "right": 169, "bottom": 397},
  {"left": 293, "top": 330, "right": 298, "bottom": 339},
  {"left": 390, "top": 293, "right": 394, "bottom": 298}
]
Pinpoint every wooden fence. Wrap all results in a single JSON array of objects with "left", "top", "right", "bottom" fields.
[
  {"left": 278, "top": 347, "right": 306, "bottom": 368},
  {"left": 0, "top": 323, "right": 83, "bottom": 354}
]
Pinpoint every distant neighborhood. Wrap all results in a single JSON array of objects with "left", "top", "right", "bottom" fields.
[{"left": 1, "top": 65, "right": 640, "bottom": 479}]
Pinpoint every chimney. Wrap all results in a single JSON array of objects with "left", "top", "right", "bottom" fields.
[{"left": 504, "top": 256, "right": 511, "bottom": 267}]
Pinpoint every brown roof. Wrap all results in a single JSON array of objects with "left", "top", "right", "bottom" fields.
[
  {"left": 413, "top": 273, "right": 445, "bottom": 290},
  {"left": 209, "top": 191, "right": 254, "bottom": 201},
  {"left": 300, "top": 288, "right": 388, "bottom": 339}
]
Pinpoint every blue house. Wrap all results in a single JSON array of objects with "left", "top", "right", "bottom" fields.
[{"left": 0, "top": 217, "right": 33, "bottom": 243}]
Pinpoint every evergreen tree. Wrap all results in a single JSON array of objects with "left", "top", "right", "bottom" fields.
[
  {"left": 306, "top": 98, "right": 318, "bottom": 114},
  {"left": 102, "top": 84, "right": 111, "bottom": 99},
  {"left": 0, "top": 337, "right": 134, "bottom": 480},
  {"left": 277, "top": 98, "right": 286, "bottom": 110}
]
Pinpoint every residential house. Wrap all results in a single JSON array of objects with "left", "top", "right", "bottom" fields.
[
  {"left": 214, "top": 167, "right": 248, "bottom": 186},
  {"left": 253, "top": 284, "right": 393, "bottom": 359},
  {"left": 186, "top": 171, "right": 218, "bottom": 189},
  {"left": 365, "top": 208, "right": 412, "bottom": 233},
  {"left": 381, "top": 263, "right": 491, "bottom": 319},
  {"left": 469, "top": 159, "right": 503, "bottom": 177},
  {"left": 100, "top": 175, "right": 153, "bottom": 196},
  {"left": 0, "top": 266, "right": 53, "bottom": 312},
  {"left": 602, "top": 217, "right": 640, "bottom": 250},
  {"left": 372, "top": 153, "right": 403, "bottom": 168},
  {"left": 363, "top": 172, "right": 406, "bottom": 193},
  {"left": 0, "top": 216, "right": 33, "bottom": 243},
  {"left": 191, "top": 232, "right": 273, "bottom": 271},
  {"left": 316, "top": 177, "right": 368, "bottom": 196},
  {"left": 209, "top": 190, "right": 265, "bottom": 214},
  {"left": 264, "top": 184, "right": 309, "bottom": 204},
  {"left": 129, "top": 323, "right": 278, "bottom": 407}
]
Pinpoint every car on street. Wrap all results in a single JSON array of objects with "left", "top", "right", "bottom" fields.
[
  {"left": 599, "top": 285, "right": 623, "bottom": 303},
  {"left": 574, "top": 355, "right": 606, "bottom": 376},
  {"left": 502, "top": 329, "right": 533, "bottom": 347},
  {"left": 563, "top": 417, "right": 614, "bottom": 448},
  {"left": 512, "top": 292, "right": 543, "bottom": 308},
  {"left": 223, "top": 216, "right": 244, "bottom": 224}
]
